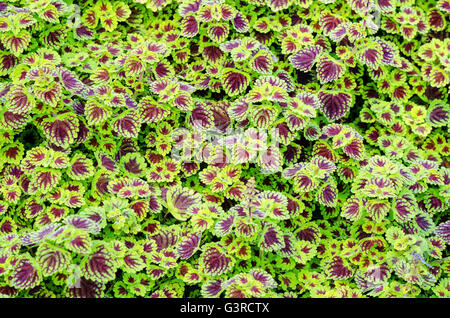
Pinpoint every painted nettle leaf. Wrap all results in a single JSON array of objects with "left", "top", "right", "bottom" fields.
[
  {"left": 0, "top": 0, "right": 448, "bottom": 300},
  {"left": 199, "top": 242, "right": 235, "bottom": 277},
  {"left": 7, "top": 254, "right": 42, "bottom": 290}
]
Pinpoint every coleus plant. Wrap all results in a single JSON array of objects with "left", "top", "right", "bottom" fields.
[{"left": 0, "top": 0, "right": 448, "bottom": 299}]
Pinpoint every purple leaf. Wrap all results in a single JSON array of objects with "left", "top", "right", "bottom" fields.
[
  {"left": 177, "top": 232, "right": 201, "bottom": 259},
  {"left": 377, "top": 0, "right": 396, "bottom": 13},
  {"left": 189, "top": 103, "right": 214, "bottom": 130},
  {"left": 36, "top": 243, "right": 71, "bottom": 276},
  {"left": 427, "top": 103, "right": 449, "bottom": 127},
  {"left": 326, "top": 256, "right": 354, "bottom": 280},
  {"left": 66, "top": 278, "right": 104, "bottom": 298},
  {"left": 232, "top": 12, "right": 249, "bottom": 33},
  {"left": 122, "top": 253, "right": 146, "bottom": 273},
  {"left": 112, "top": 112, "right": 141, "bottom": 138},
  {"left": 318, "top": 91, "right": 352, "bottom": 121},
  {"left": 343, "top": 138, "right": 364, "bottom": 160},
  {"left": 289, "top": 45, "right": 323, "bottom": 71},
  {"left": 166, "top": 186, "right": 202, "bottom": 221},
  {"left": 278, "top": 234, "right": 296, "bottom": 257},
  {"left": 251, "top": 51, "right": 273, "bottom": 74},
  {"left": 316, "top": 184, "right": 338, "bottom": 207},
  {"left": 152, "top": 229, "right": 178, "bottom": 251},
  {"left": 293, "top": 174, "right": 318, "bottom": 192},
  {"left": 259, "top": 222, "right": 284, "bottom": 251},
  {"left": 202, "top": 45, "right": 224, "bottom": 64},
  {"left": 267, "top": 0, "right": 293, "bottom": 12},
  {"left": 214, "top": 214, "right": 235, "bottom": 236},
  {"left": 200, "top": 244, "right": 234, "bottom": 276},
  {"left": 65, "top": 232, "right": 91, "bottom": 254},
  {"left": 222, "top": 69, "right": 249, "bottom": 97},
  {"left": 228, "top": 97, "right": 250, "bottom": 121},
  {"left": 341, "top": 197, "right": 363, "bottom": 221},
  {"left": 364, "top": 263, "right": 391, "bottom": 283},
  {"left": 207, "top": 23, "right": 229, "bottom": 43},
  {"left": 181, "top": 14, "right": 199, "bottom": 37},
  {"left": 316, "top": 55, "right": 345, "bottom": 83},
  {"left": 58, "top": 68, "right": 85, "bottom": 93},
  {"left": 64, "top": 215, "right": 100, "bottom": 234},
  {"left": 436, "top": 221, "right": 450, "bottom": 243},
  {"left": 393, "top": 197, "right": 415, "bottom": 223},
  {"left": 7, "top": 84, "right": 34, "bottom": 114},
  {"left": 41, "top": 114, "right": 79, "bottom": 148},
  {"left": 250, "top": 269, "right": 277, "bottom": 288},
  {"left": 8, "top": 255, "right": 42, "bottom": 289},
  {"left": 81, "top": 244, "right": 117, "bottom": 283},
  {"left": 366, "top": 199, "right": 390, "bottom": 222},
  {"left": 201, "top": 279, "right": 224, "bottom": 297}
]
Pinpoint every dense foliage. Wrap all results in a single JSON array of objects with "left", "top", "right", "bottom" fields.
[{"left": 0, "top": 0, "right": 449, "bottom": 298}]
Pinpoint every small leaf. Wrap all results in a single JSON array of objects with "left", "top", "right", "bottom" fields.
[
  {"left": 6, "top": 84, "right": 35, "bottom": 114},
  {"left": 111, "top": 111, "right": 141, "bottom": 138},
  {"left": 200, "top": 243, "right": 234, "bottom": 277},
  {"left": 341, "top": 197, "right": 364, "bottom": 221},
  {"left": 41, "top": 113, "right": 79, "bottom": 148},
  {"left": 316, "top": 55, "right": 345, "bottom": 83},
  {"left": 181, "top": 14, "right": 199, "bottom": 38},
  {"left": 289, "top": 45, "right": 323, "bottom": 71},
  {"left": 8, "top": 254, "right": 42, "bottom": 289},
  {"left": 81, "top": 244, "right": 117, "bottom": 283},
  {"left": 36, "top": 243, "right": 71, "bottom": 277},
  {"left": 177, "top": 232, "right": 201, "bottom": 259},
  {"left": 1, "top": 30, "right": 31, "bottom": 56},
  {"left": 67, "top": 153, "right": 95, "bottom": 181},
  {"left": 222, "top": 69, "right": 250, "bottom": 97},
  {"left": 318, "top": 90, "right": 353, "bottom": 121},
  {"left": 267, "top": 0, "right": 293, "bottom": 12}
]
